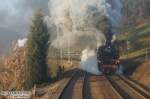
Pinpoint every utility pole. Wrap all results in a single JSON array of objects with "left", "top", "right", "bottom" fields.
[
  {"left": 57, "top": 26, "right": 63, "bottom": 65},
  {"left": 67, "top": 33, "right": 71, "bottom": 63},
  {"left": 126, "top": 40, "right": 130, "bottom": 58},
  {"left": 67, "top": 0, "right": 72, "bottom": 64},
  {"left": 145, "top": 48, "right": 148, "bottom": 61}
]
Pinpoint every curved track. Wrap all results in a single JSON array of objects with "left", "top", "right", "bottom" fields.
[
  {"left": 118, "top": 75, "right": 150, "bottom": 98},
  {"left": 108, "top": 75, "right": 150, "bottom": 99}
]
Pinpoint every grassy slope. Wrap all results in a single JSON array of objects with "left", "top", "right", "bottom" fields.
[
  {"left": 132, "top": 61, "right": 150, "bottom": 89},
  {"left": 117, "top": 22, "right": 150, "bottom": 87},
  {"left": 118, "top": 22, "right": 150, "bottom": 60},
  {"left": 118, "top": 23, "right": 150, "bottom": 50}
]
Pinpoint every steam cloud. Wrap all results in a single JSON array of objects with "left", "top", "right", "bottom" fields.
[
  {"left": 47, "top": 0, "right": 123, "bottom": 49},
  {"left": 17, "top": 38, "right": 27, "bottom": 48},
  {"left": 80, "top": 48, "right": 101, "bottom": 75},
  {"left": 13, "top": 38, "right": 27, "bottom": 51},
  {"left": 47, "top": 0, "right": 123, "bottom": 74}
]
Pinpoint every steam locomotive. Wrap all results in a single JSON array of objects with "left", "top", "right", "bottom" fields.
[{"left": 97, "top": 31, "right": 120, "bottom": 74}]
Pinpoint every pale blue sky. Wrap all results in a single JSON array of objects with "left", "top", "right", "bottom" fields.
[{"left": 0, "top": 0, "right": 16, "bottom": 11}]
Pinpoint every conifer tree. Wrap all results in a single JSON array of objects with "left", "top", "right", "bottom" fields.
[{"left": 24, "top": 9, "right": 49, "bottom": 89}]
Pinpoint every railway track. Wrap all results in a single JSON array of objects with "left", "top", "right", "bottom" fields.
[
  {"left": 39, "top": 69, "right": 150, "bottom": 99},
  {"left": 108, "top": 75, "right": 150, "bottom": 99},
  {"left": 58, "top": 70, "right": 85, "bottom": 99},
  {"left": 89, "top": 75, "right": 122, "bottom": 99},
  {"left": 41, "top": 69, "right": 78, "bottom": 99},
  {"left": 127, "top": 77, "right": 150, "bottom": 92},
  {"left": 118, "top": 75, "right": 150, "bottom": 98}
]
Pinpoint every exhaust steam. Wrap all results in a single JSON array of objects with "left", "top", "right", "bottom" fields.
[
  {"left": 80, "top": 48, "right": 101, "bottom": 75},
  {"left": 46, "top": 0, "right": 123, "bottom": 74}
]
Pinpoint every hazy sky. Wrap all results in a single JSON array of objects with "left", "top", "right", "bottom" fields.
[
  {"left": 0, "top": 0, "right": 15, "bottom": 9},
  {"left": 0, "top": 0, "right": 49, "bottom": 53}
]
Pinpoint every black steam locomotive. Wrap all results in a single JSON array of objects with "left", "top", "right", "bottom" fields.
[{"left": 97, "top": 31, "right": 120, "bottom": 74}]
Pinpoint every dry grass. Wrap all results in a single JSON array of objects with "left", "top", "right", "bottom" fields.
[
  {"left": 131, "top": 61, "right": 150, "bottom": 88},
  {"left": 120, "top": 48, "right": 150, "bottom": 60},
  {"left": 0, "top": 57, "right": 4, "bottom": 70}
]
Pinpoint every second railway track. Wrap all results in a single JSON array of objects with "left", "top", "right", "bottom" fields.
[
  {"left": 58, "top": 70, "right": 85, "bottom": 99},
  {"left": 108, "top": 75, "right": 150, "bottom": 99}
]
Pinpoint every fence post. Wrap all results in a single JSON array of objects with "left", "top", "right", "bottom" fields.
[{"left": 145, "top": 48, "right": 148, "bottom": 61}]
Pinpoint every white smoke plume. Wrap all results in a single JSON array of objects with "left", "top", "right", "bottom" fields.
[
  {"left": 17, "top": 38, "right": 27, "bottom": 48},
  {"left": 47, "top": 0, "right": 123, "bottom": 49},
  {"left": 80, "top": 48, "right": 101, "bottom": 75},
  {"left": 116, "top": 65, "right": 124, "bottom": 74},
  {"left": 47, "top": 0, "right": 123, "bottom": 74}
]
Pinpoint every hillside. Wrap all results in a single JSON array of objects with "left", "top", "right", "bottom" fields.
[
  {"left": 118, "top": 20, "right": 150, "bottom": 51},
  {"left": 117, "top": 21, "right": 150, "bottom": 88},
  {"left": 123, "top": 0, "right": 150, "bottom": 26},
  {"left": 131, "top": 61, "right": 150, "bottom": 90}
]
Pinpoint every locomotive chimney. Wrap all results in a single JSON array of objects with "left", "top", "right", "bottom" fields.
[{"left": 105, "top": 26, "right": 113, "bottom": 46}]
